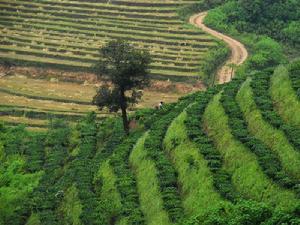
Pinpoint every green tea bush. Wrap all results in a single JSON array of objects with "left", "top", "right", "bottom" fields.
[
  {"left": 143, "top": 93, "right": 200, "bottom": 222},
  {"left": 270, "top": 65, "right": 300, "bottom": 127},
  {"left": 250, "top": 70, "right": 300, "bottom": 151},
  {"left": 185, "top": 87, "right": 237, "bottom": 201},
  {"left": 221, "top": 77, "right": 300, "bottom": 195},
  {"left": 30, "top": 119, "right": 71, "bottom": 225},
  {"left": 288, "top": 59, "right": 300, "bottom": 98}
]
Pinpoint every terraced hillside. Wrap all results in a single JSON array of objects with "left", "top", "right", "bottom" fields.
[
  {"left": 0, "top": 74, "right": 199, "bottom": 129},
  {"left": 0, "top": 0, "right": 218, "bottom": 78},
  {"left": 1, "top": 65, "right": 300, "bottom": 225}
]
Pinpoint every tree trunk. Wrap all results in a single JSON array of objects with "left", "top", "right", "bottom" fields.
[{"left": 120, "top": 88, "right": 129, "bottom": 135}]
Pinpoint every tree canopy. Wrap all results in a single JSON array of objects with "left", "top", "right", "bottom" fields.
[{"left": 93, "top": 40, "right": 151, "bottom": 134}]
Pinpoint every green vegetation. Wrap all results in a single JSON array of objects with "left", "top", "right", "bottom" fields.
[
  {"left": 222, "top": 76, "right": 300, "bottom": 195},
  {"left": 94, "top": 160, "right": 122, "bottom": 225},
  {"left": 237, "top": 78, "right": 300, "bottom": 181},
  {"left": 185, "top": 89, "right": 237, "bottom": 201},
  {"left": 289, "top": 59, "right": 300, "bottom": 97},
  {"left": 0, "top": 154, "right": 43, "bottom": 224},
  {"left": 93, "top": 40, "right": 151, "bottom": 134},
  {"left": 270, "top": 65, "right": 300, "bottom": 127},
  {"left": 203, "top": 94, "right": 298, "bottom": 210},
  {"left": 250, "top": 70, "right": 300, "bottom": 152},
  {"left": 203, "top": 0, "right": 300, "bottom": 51},
  {"left": 163, "top": 110, "right": 228, "bottom": 219},
  {"left": 1, "top": 0, "right": 300, "bottom": 224},
  {"left": 1, "top": 78, "right": 300, "bottom": 223},
  {"left": 200, "top": 43, "right": 229, "bottom": 85},
  {"left": 130, "top": 132, "right": 170, "bottom": 225},
  {"left": 58, "top": 184, "right": 83, "bottom": 225}
]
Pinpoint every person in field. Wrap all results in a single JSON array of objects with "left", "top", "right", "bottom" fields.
[{"left": 158, "top": 101, "right": 164, "bottom": 109}]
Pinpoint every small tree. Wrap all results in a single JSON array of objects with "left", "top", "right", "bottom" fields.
[{"left": 92, "top": 40, "right": 151, "bottom": 134}]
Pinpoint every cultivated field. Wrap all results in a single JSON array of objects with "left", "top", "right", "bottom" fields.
[
  {"left": 0, "top": 74, "right": 201, "bottom": 128},
  {"left": 0, "top": 0, "right": 218, "bottom": 78},
  {"left": 1, "top": 64, "right": 299, "bottom": 224}
]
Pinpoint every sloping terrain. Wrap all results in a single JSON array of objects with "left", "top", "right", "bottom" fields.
[
  {"left": 1, "top": 65, "right": 299, "bottom": 224},
  {"left": 190, "top": 12, "right": 248, "bottom": 84},
  {"left": 1, "top": 1, "right": 300, "bottom": 224},
  {"left": 0, "top": 75, "right": 190, "bottom": 129},
  {"left": 0, "top": 0, "right": 218, "bottom": 78}
]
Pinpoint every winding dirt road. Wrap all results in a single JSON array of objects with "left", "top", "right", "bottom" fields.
[{"left": 190, "top": 12, "right": 248, "bottom": 84}]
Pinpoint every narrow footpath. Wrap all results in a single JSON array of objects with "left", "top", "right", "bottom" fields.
[{"left": 190, "top": 12, "right": 248, "bottom": 84}]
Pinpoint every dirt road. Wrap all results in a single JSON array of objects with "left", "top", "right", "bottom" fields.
[{"left": 190, "top": 12, "right": 248, "bottom": 84}]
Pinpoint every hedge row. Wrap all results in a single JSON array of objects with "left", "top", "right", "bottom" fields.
[
  {"left": 221, "top": 77, "right": 300, "bottom": 196},
  {"left": 0, "top": 19, "right": 211, "bottom": 49},
  {"left": 91, "top": 119, "right": 127, "bottom": 223},
  {"left": 61, "top": 113, "right": 99, "bottom": 224},
  {"left": 30, "top": 120, "right": 71, "bottom": 225},
  {"left": 0, "top": 123, "right": 30, "bottom": 155},
  {"left": 250, "top": 70, "right": 300, "bottom": 152},
  {"left": 28, "top": 0, "right": 177, "bottom": 14},
  {"left": 288, "top": 60, "right": 300, "bottom": 99},
  {"left": 185, "top": 86, "right": 237, "bottom": 201},
  {"left": 142, "top": 93, "right": 200, "bottom": 222},
  {"left": 0, "top": 27, "right": 205, "bottom": 57},
  {"left": 105, "top": 103, "right": 177, "bottom": 223},
  {"left": 109, "top": 132, "right": 145, "bottom": 224},
  {"left": 0, "top": 14, "right": 207, "bottom": 42},
  {"left": 23, "top": 133, "right": 46, "bottom": 173}
]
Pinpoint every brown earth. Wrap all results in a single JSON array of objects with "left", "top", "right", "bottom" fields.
[{"left": 0, "top": 66, "right": 204, "bottom": 94}]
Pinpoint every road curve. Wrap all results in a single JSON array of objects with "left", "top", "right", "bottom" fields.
[{"left": 190, "top": 12, "right": 248, "bottom": 84}]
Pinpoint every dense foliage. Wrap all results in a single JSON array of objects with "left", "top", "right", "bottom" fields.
[
  {"left": 1, "top": 1, "right": 300, "bottom": 224},
  {"left": 221, "top": 77, "right": 300, "bottom": 195},
  {"left": 143, "top": 95, "right": 197, "bottom": 223},
  {"left": 250, "top": 70, "right": 300, "bottom": 152},
  {"left": 288, "top": 59, "right": 300, "bottom": 98},
  {"left": 203, "top": 0, "right": 300, "bottom": 48},
  {"left": 93, "top": 40, "right": 151, "bottom": 134},
  {"left": 200, "top": 43, "right": 230, "bottom": 85},
  {"left": 185, "top": 87, "right": 237, "bottom": 201}
]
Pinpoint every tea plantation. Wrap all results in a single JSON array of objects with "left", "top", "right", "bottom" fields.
[
  {"left": 1, "top": 62, "right": 300, "bottom": 224},
  {"left": 1, "top": 0, "right": 300, "bottom": 224}
]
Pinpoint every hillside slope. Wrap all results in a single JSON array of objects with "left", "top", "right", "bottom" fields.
[
  {"left": 0, "top": 0, "right": 219, "bottom": 78},
  {"left": 190, "top": 12, "right": 248, "bottom": 84},
  {"left": 1, "top": 1, "right": 300, "bottom": 224},
  {"left": 1, "top": 65, "right": 300, "bottom": 224}
]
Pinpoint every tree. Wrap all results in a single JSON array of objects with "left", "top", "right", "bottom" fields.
[
  {"left": 92, "top": 40, "right": 151, "bottom": 134},
  {"left": 248, "top": 37, "right": 285, "bottom": 70}
]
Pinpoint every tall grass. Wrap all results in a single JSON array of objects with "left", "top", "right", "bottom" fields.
[
  {"left": 58, "top": 184, "right": 83, "bottom": 225},
  {"left": 163, "top": 110, "right": 229, "bottom": 219},
  {"left": 129, "top": 132, "right": 171, "bottom": 225},
  {"left": 94, "top": 160, "right": 122, "bottom": 224},
  {"left": 237, "top": 79, "right": 300, "bottom": 180},
  {"left": 203, "top": 93, "right": 298, "bottom": 211},
  {"left": 270, "top": 65, "right": 300, "bottom": 128}
]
